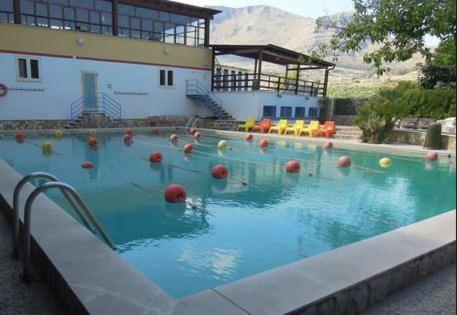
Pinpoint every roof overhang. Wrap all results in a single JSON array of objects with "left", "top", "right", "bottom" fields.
[
  {"left": 210, "top": 44, "right": 335, "bottom": 69},
  {"left": 119, "top": 0, "right": 221, "bottom": 20}
]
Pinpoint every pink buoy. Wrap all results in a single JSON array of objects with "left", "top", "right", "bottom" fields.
[
  {"left": 285, "top": 160, "right": 300, "bottom": 173},
  {"left": 126, "top": 128, "right": 135, "bottom": 136},
  {"left": 81, "top": 161, "right": 94, "bottom": 169},
  {"left": 170, "top": 134, "right": 179, "bottom": 142},
  {"left": 212, "top": 164, "right": 228, "bottom": 179},
  {"left": 164, "top": 184, "right": 187, "bottom": 203},
  {"left": 149, "top": 152, "right": 163, "bottom": 163},
  {"left": 183, "top": 143, "right": 193, "bottom": 153},
  {"left": 193, "top": 132, "right": 202, "bottom": 140},
  {"left": 16, "top": 133, "right": 26, "bottom": 143},
  {"left": 190, "top": 128, "right": 197, "bottom": 136},
  {"left": 260, "top": 139, "right": 269, "bottom": 148},
  {"left": 337, "top": 156, "right": 352, "bottom": 167},
  {"left": 426, "top": 151, "right": 438, "bottom": 161},
  {"left": 88, "top": 137, "right": 98, "bottom": 147},
  {"left": 246, "top": 134, "right": 254, "bottom": 141},
  {"left": 323, "top": 142, "right": 333, "bottom": 149}
]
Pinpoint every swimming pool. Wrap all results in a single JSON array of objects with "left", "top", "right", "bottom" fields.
[{"left": 0, "top": 130, "right": 455, "bottom": 298}]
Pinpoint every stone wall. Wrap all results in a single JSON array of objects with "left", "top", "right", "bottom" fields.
[
  {"left": 393, "top": 129, "right": 456, "bottom": 151},
  {"left": 0, "top": 120, "right": 69, "bottom": 130},
  {"left": 332, "top": 115, "right": 357, "bottom": 126}
]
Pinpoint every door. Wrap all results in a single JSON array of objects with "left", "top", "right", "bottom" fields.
[{"left": 82, "top": 72, "right": 98, "bottom": 112}]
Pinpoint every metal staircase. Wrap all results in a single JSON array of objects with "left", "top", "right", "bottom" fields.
[
  {"left": 186, "top": 80, "right": 233, "bottom": 119},
  {"left": 65, "top": 92, "right": 123, "bottom": 128}
]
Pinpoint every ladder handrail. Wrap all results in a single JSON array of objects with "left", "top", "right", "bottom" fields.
[
  {"left": 22, "top": 181, "right": 115, "bottom": 281},
  {"left": 12, "top": 172, "right": 93, "bottom": 259}
]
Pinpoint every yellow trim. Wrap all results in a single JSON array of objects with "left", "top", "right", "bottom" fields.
[{"left": 0, "top": 23, "right": 212, "bottom": 70}]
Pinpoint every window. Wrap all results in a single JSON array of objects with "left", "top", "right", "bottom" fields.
[
  {"left": 263, "top": 106, "right": 276, "bottom": 118},
  {"left": 309, "top": 107, "right": 319, "bottom": 117},
  {"left": 280, "top": 106, "right": 292, "bottom": 118},
  {"left": 295, "top": 107, "right": 306, "bottom": 118},
  {"left": 159, "top": 70, "right": 173, "bottom": 87},
  {"left": 16, "top": 57, "right": 40, "bottom": 81}
]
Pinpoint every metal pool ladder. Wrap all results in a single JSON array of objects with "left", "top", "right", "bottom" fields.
[{"left": 12, "top": 173, "right": 114, "bottom": 281}]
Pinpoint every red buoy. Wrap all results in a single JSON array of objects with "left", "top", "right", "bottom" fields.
[
  {"left": 337, "top": 156, "right": 352, "bottom": 167},
  {"left": 323, "top": 142, "right": 333, "bottom": 149},
  {"left": 149, "top": 152, "right": 163, "bottom": 163},
  {"left": 123, "top": 134, "right": 133, "bottom": 143},
  {"left": 164, "top": 184, "right": 187, "bottom": 203},
  {"left": 15, "top": 133, "right": 25, "bottom": 143},
  {"left": 88, "top": 137, "right": 98, "bottom": 147},
  {"left": 212, "top": 164, "right": 228, "bottom": 179},
  {"left": 426, "top": 151, "right": 438, "bottom": 161},
  {"left": 285, "top": 160, "right": 300, "bottom": 173},
  {"left": 170, "top": 134, "right": 179, "bottom": 142},
  {"left": 260, "top": 139, "right": 269, "bottom": 148},
  {"left": 183, "top": 143, "right": 193, "bottom": 153},
  {"left": 81, "top": 161, "right": 94, "bottom": 169},
  {"left": 193, "top": 132, "right": 202, "bottom": 140},
  {"left": 126, "top": 128, "right": 135, "bottom": 136},
  {"left": 190, "top": 128, "right": 197, "bottom": 136},
  {"left": 246, "top": 134, "right": 254, "bottom": 141}
]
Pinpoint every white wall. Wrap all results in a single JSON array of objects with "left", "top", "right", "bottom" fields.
[
  {"left": 213, "top": 90, "right": 321, "bottom": 121},
  {"left": 0, "top": 52, "right": 212, "bottom": 120}
]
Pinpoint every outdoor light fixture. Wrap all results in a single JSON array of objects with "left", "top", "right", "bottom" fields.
[
  {"left": 76, "top": 36, "right": 85, "bottom": 46},
  {"left": 164, "top": 47, "right": 171, "bottom": 55}
]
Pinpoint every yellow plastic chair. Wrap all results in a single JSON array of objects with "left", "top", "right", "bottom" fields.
[
  {"left": 299, "top": 120, "right": 320, "bottom": 136},
  {"left": 269, "top": 119, "right": 289, "bottom": 135},
  {"left": 285, "top": 120, "right": 306, "bottom": 136},
  {"left": 236, "top": 117, "right": 256, "bottom": 132}
]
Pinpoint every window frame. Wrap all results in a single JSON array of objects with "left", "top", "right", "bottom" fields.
[
  {"left": 16, "top": 56, "right": 42, "bottom": 82},
  {"left": 159, "top": 69, "right": 174, "bottom": 88}
]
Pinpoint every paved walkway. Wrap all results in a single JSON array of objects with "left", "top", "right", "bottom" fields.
[
  {"left": 366, "top": 263, "right": 456, "bottom": 314},
  {"left": 0, "top": 211, "right": 63, "bottom": 315}
]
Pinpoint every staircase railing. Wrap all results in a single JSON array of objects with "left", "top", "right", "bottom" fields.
[
  {"left": 70, "top": 92, "right": 122, "bottom": 123},
  {"left": 186, "top": 79, "right": 223, "bottom": 109}
]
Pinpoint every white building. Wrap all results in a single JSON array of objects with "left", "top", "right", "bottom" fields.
[{"left": 0, "top": 0, "right": 334, "bottom": 127}]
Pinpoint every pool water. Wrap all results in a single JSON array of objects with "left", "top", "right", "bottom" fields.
[{"left": 0, "top": 131, "right": 455, "bottom": 298}]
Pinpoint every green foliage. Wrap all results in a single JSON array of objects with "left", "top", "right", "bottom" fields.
[
  {"left": 355, "top": 84, "right": 410, "bottom": 143},
  {"left": 354, "top": 81, "right": 456, "bottom": 143},
  {"left": 420, "top": 39, "right": 457, "bottom": 88},
  {"left": 316, "top": 0, "right": 456, "bottom": 75}
]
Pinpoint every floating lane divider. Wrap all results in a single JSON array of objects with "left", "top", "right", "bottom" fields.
[
  {"left": 137, "top": 156, "right": 254, "bottom": 187},
  {"left": 25, "top": 140, "right": 63, "bottom": 157},
  {"left": 135, "top": 138, "right": 338, "bottom": 181},
  {"left": 284, "top": 155, "right": 384, "bottom": 174},
  {"left": 125, "top": 180, "right": 210, "bottom": 215}
]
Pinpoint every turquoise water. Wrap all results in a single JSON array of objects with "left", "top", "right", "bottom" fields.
[{"left": 0, "top": 131, "right": 455, "bottom": 298}]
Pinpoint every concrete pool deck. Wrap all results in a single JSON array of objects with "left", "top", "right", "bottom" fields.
[{"left": 0, "top": 127, "right": 455, "bottom": 314}]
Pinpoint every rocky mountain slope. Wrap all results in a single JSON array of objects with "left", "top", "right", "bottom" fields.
[{"left": 209, "top": 5, "right": 423, "bottom": 76}]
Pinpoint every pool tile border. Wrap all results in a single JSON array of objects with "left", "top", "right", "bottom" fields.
[{"left": 0, "top": 128, "right": 455, "bottom": 314}]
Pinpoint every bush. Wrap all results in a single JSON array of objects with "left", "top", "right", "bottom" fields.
[{"left": 355, "top": 85, "right": 410, "bottom": 143}]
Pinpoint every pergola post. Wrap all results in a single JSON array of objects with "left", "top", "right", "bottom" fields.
[
  {"left": 112, "top": 0, "right": 119, "bottom": 36},
  {"left": 256, "top": 50, "right": 263, "bottom": 91},
  {"left": 13, "top": 0, "right": 21, "bottom": 24},
  {"left": 323, "top": 68, "right": 330, "bottom": 97},
  {"left": 210, "top": 48, "right": 215, "bottom": 91},
  {"left": 295, "top": 63, "right": 300, "bottom": 95}
]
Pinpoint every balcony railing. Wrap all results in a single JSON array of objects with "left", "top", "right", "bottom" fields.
[{"left": 212, "top": 72, "right": 325, "bottom": 97}]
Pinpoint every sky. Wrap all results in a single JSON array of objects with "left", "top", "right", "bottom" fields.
[{"left": 183, "top": 0, "right": 355, "bottom": 18}]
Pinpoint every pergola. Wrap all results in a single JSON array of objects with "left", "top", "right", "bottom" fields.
[{"left": 210, "top": 44, "right": 335, "bottom": 97}]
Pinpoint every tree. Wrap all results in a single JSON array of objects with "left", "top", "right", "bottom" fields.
[{"left": 316, "top": 0, "right": 456, "bottom": 74}]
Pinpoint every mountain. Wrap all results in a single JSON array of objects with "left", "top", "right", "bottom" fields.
[{"left": 209, "top": 5, "right": 423, "bottom": 78}]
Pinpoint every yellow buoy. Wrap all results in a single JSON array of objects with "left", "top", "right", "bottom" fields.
[
  {"left": 54, "top": 130, "right": 63, "bottom": 139},
  {"left": 88, "top": 129, "right": 96, "bottom": 138},
  {"left": 379, "top": 157, "right": 392, "bottom": 168},
  {"left": 218, "top": 140, "right": 228, "bottom": 149},
  {"left": 41, "top": 141, "right": 54, "bottom": 154}
]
